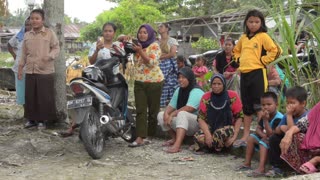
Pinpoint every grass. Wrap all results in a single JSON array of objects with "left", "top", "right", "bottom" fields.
[
  {"left": 0, "top": 52, "right": 13, "bottom": 68},
  {"left": 265, "top": 0, "right": 320, "bottom": 108}
]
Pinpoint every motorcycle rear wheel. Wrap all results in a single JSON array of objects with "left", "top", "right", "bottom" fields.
[{"left": 80, "top": 107, "right": 105, "bottom": 159}]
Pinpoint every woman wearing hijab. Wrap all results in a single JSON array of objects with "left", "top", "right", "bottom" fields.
[
  {"left": 129, "top": 24, "right": 164, "bottom": 147},
  {"left": 191, "top": 73, "right": 243, "bottom": 154},
  {"left": 280, "top": 101, "right": 320, "bottom": 174},
  {"left": 8, "top": 17, "right": 31, "bottom": 118},
  {"left": 157, "top": 67, "right": 204, "bottom": 153}
]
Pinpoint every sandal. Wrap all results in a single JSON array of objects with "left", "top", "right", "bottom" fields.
[
  {"left": 59, "top": 131, "right": 74, "bottom": 138},
  {"left": 233, "top": 140, "right": 247, "bottom": 148},
  {"left": 247, "top": 170, "right": 265, "bottom": 177},
  {"left": 128, "top": 141, "right": 145, "bottom": 148},
  {"left": 299, "top": 162, "right": 318, "bottom": 174},
  {"left": 265, "top": 167, "right": 284, "bottom": 177},
  {"left": 234, "top": 164, "right": 252, "bottom": 171}
]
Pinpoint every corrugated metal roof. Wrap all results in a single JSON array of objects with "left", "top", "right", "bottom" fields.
[
  {"left": 64, "top": 24, "right": 82, "bottom": 39},
  {"left": 1, "top": 24, "right": 82, "bottom": 39}
]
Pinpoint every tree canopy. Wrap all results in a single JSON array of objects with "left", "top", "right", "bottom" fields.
[{"left": 80, "top": 0, "right": 165, "bottom": 41}]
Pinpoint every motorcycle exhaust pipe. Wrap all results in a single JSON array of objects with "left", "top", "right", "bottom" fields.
[{"left": 100, "top": 115, "right": 118, "bottom": 134}]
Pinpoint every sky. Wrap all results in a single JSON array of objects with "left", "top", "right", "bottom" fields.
[{"left": 8, "top": 0, "right": 117, "bottom": 23}]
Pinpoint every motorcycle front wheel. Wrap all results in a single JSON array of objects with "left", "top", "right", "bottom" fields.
[{"left": 80, "top": 106, "right": 105, "bottom": 159}]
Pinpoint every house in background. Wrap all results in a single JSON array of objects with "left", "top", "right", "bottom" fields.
[
  {"left": 160, "top": 11, "right": 246, "bottom": 58},
  {"left": 0, "top": 24, "right": 86, "bottom": 53}
]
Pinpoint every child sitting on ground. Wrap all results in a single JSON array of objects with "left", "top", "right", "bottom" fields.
[
  {"left": 265, "top": 86, "right": 308, "bottom": 177},
  {"left": 235, "top": 92, "right": 283, "bottom": 177},
  {"left": 192, "top": 56, "right": 208, "bottom": 88}
]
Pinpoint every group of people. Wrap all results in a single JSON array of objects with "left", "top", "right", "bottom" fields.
[{"left": 8, "top": 8, "right": 319, "bottom": 178}]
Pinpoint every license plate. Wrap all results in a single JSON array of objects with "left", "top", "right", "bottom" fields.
[{"left": 67, "top": 96, "right": 92, "bottom": 109}]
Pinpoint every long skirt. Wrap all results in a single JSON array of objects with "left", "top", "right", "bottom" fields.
[
  {"left": 14, "top": 72, "right": 26, "bottom": 105},
  {"left": 25, "top": 74, "right": 56, "bottom": 123},
  {"left": 280, "top": 133, "right": 320, "bottom": 173},
  {"left": 193, "top": 125, "right": 234, "bottom": 152},
  {"left": 159, "top": 58, "right": 178, "bottom": 107}
]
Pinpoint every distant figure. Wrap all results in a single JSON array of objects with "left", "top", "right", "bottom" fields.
[
  {"left": 213, "top": 38, "right": 240, "bottom": 95},
  {"left": 233, "top": 9, "right": 282, "bottom": 146},
  {"left": 18, "top": 9, "right": 60, "bottom": 130},
  {"left": 7, "top": 17, "right": 31, "bottom": 113},
  {"left": 176, "top": 55, "right": 186, "bottom": 70},
  {"left": 192, "top": 56, "right": 208, "bottom": 88},
  {"left": 158, "top": 23, "right": 179, "bottom": 108}
]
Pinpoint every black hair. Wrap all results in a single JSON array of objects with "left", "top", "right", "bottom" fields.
[
  {"left": 176, "top": 55, "right": 186, "bottom": 63},
  {"left": 285, "top": 86, "right": 308, "bottom": 103},
  {"left": 161, "top": 23, "right": 171, "bottom": 31},
  {"left": 261, "top": 91, "right": 278, "bottom": 103},
  {"left": 102, "top": 22, "right": 117, "bottom": 32},
  {"left": 31, "top": 9, "right": 45, "bottom": 20},
  {"left": 224, "top": 37, "right": 235, "bottom": 45},
  {"left": 243, "top": 9, "right": 267, "bottom": 37}
]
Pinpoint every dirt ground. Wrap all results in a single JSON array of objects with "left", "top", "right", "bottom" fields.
[{"left": 0, "top": 91, "right": 319, "bottom": 180}]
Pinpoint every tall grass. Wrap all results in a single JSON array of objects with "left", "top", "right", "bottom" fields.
[{"left": 265, "top": 0, "right": 320, "bottom": 108}]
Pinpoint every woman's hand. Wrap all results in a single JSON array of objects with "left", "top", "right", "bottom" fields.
[
  {"left": 18, "top": 69, "right": 23, "bottom": 80},
  {"left": 205, "top": 133, "right": 213, "bottom": 148},
  {"left": 164, "top": 114, "right": 173, "bottom": 126},
  {"left": 225, "top": 136, "right": 236, "bottom": 147},
  {"left": 95, "top": 39, "right": 104, "bottom": 52},
  {"left": 132, "top": 43, "right": 142, "bottom": 53},
  {"left": 280, "top": 133, "right": 293, "bottom": 156}
]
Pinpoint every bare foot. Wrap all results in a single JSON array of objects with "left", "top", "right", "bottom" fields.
[
  {"left": 162, "top": 139, "right": 175, "bottom": 146},
  {"left": 164, "top": 146, "right": 181, "bottom": 153}
]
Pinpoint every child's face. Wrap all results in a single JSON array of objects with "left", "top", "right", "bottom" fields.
[
  {"left": 246, "top": 16, "right": 261, "bottom": 34},
  {"left": 261, "top": 97, "right": 277, "bottom": 115},
  {"left": 223, "top": 41, "right": 234, "bottom": 53},
  {"left": 177, "top": 61, "right": 184, "bottom": 69},
  {"left": 286, "top": 97, "right": 306, "bottom": 116},
  {"left": 195, "top": 59, "right": 203, "bottom": 66}
]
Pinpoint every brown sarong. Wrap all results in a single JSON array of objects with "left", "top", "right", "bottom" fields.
[{"left": 25, "top": 74, "right": 56, "bottom": 122}]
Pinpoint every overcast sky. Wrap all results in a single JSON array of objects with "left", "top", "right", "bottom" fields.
[{"left": 8, "top": 0, "right": 117, "bottom": 23}]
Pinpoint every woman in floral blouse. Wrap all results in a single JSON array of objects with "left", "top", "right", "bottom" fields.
[
  {"left": 129, "top": 24, "right": 164, "bottom": 147},
  {"left": 191, "top": 73, "right": 243, "bottom": 153}
]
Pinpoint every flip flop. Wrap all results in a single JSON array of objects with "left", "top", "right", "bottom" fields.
[
  {"left": 299, "top": 162, "right": 318, "bottom": 174},
  {"left": 128, "top": 141, "right": 145, "bottom": 148},
  {"left": 58, "top": 131, "right": 73, "bottom": 138},
  {"left": 234, "top": 164, "right": 252, "bottom": 171},
  {"left": 233, "top": 140, "right": 247, "bottom": 148},
  {"left": 247, "top": 170, "right": 265, "bottom": 177}
]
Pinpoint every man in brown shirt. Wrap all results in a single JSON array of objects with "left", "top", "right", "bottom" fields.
[{"left": 18, "top": 9, "right": 60, "bottom": 130}]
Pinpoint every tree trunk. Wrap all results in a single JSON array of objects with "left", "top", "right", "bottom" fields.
[{"left": 43, "top": 0, "right": 67, "bottom": 123}]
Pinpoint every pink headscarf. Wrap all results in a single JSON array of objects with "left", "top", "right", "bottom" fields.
[{"left": 300, "top": 101, "right": 320, "bottom": 150}]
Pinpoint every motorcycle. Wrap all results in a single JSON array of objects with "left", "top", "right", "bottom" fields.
[{"left": 67, "top": 42, "right": 136, "bottom": 159}]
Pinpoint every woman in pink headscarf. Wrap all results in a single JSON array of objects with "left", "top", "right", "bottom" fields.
[{"left": 280, "top": 101, "right": 320, "bottom": 174}]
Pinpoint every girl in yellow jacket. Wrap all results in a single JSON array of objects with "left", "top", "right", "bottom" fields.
[{"left": 233, "top": 9, "right": 282, "bottom": 147}]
